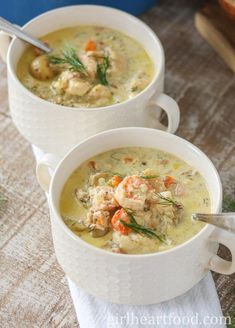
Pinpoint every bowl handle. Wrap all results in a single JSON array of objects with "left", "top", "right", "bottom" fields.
[
  {"left": 0, "top": 24, "right": 21, "bottom": 62},
  {"left": 148, "top": 93, "right": 180, "bottom": 133},
  {"left": 0, "top": 31, "right": 11, "bottom": 62},
  {"left": 207, "top": 227, "right": 235, "bottom": 274},
  {"left": 36, "top": 153, "right": 61, "bottom": 193}
]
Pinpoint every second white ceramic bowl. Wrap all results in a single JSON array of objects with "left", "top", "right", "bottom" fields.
[
  {"left": 36, "top": 128, "right": 235, "bottom": 305},
  {"left": 1, "top": 5, "right": 180, "bottom": 155}
]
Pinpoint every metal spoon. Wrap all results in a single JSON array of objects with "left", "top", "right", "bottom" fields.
[
  {"left": 0, "top": 16, "right": 52, "bottom": 53},
  {"left": 192, "top": 213, "right": 235, "bottom": 233}
]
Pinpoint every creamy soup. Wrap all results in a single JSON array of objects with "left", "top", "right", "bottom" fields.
[
  {"left": 17, "top": 26, "right": 154, "bottom": 108},
  {"left": 60, "top": 147, "right": 211, "bottom": 255}
]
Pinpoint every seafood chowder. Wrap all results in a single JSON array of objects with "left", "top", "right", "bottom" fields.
[
  {"left": 17, "top": 26, "right": 154, "bottom": 108},
  {"left": 60, "top": 147, "right": 211, "bottom": 255}
]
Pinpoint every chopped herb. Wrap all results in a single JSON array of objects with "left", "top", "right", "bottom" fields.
[
  {"left": 97, "top": 56, "right": 110, "bottom": 85},
  {"left": 78, "top": 199, "right": 90, "bottom": 209},
  {"left": 155, "top": 193, "right": 183, "bottom": 209},
  {"left": 30, "top": 86, "right": 38, "bottom": 92},
  {"left": 203, "top": 197, "right": 209, "bottom": 206},
  {"left": 49, "top": 47, "right": 87, "bottom": 74},
  {"left": 121, "top": 209, "right": 165, "bottom": 242},
  {"left": 131, "top": 86, "right": 138, "bottom": 92},
  {"left": 140, "top": 175, "right": 158, "bottom": 179}
]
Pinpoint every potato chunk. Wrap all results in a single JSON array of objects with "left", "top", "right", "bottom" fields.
[
  {"left": 51, "top": 71, "right": 91, "bottom": 97},
  {"left": 88, "top": 84, "right": 112, "bottom": 106},
  {"left": 66, "top": 79, "right": 91, "bottom": 96},
  {"left": 29, "top": 55, "right": 56, "bottom": 80}
]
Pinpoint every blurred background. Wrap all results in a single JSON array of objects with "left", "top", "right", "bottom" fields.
[{"left": 0, "top": 0, "right": 158, "bottom": 25}]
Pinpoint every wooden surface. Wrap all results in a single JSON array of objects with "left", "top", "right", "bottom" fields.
[
  {"left": 195, "top": 0, "right": 235, "bottom": 73},
  {"left": 0, "top": 0, "right": 235, "bottom": 326}
]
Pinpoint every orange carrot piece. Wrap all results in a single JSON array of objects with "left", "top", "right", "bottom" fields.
[
  {"left": 164, "top": 175, "right": 175, "bottom": 188},
  {"left": 85, "top": 40, "right": 97, "bottom": 51},
  {"left": 111, "top": 175, "right": 123, "bottom": 187}
]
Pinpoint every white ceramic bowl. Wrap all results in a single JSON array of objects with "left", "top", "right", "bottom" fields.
[
  {"left": 36, "top": 127, "right": 235, "bottom": 305},
  {"left": 0, "top": 5, "right": 180, "bottom": 155}
]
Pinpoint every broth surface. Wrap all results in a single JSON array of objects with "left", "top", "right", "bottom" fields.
[
  {"left": 17, "top": 26, "right": 154, "bottom": 108},
  {"left": 60, "top": 147, "right": 210, "bottom": 254}
]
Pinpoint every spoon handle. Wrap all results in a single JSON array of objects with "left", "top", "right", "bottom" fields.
[
  {"left": 192, "top": 212, "right": 235, "bottom": 233},
  {"left": 0, "top": 16, "right": 51, "bottom": 53}
]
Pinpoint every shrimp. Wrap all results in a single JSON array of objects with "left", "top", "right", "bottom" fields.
[
  {"left": 80, "top": 51, "right": 99, "bottom": 79},
  {"left": 115, "top": 175, "right": 153, "bottom": 211},
  {"left": 111, "top": 208, "right": 132, "bottom": 235}
]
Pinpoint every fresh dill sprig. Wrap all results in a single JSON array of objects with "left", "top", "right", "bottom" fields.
[
  {"left": 121, "top": 209, "right": 165, "bottom": 242},
  {"left": 140, "top": 175, "right": 158, "bottom": 179},
  {"left": 49, "top": 47, "right": 87, "bottom": 74},
  {"left": 97, "top": 56, "right": 110, "bottom": 85},
  {"left": 155, "top": 193, "right": 183, "bottom": 209}
]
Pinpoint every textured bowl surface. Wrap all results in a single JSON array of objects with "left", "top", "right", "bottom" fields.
[
  {"left": 46, "top": 128, "right": 222, "bottom": 304},
  {"left": 7, "top": 5, "right": 166, "bottom": 155}
]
